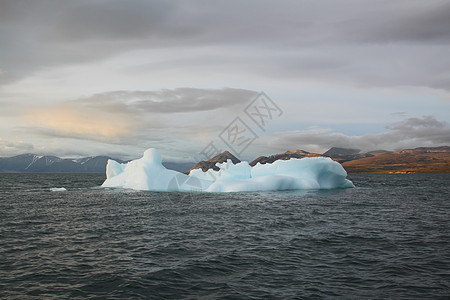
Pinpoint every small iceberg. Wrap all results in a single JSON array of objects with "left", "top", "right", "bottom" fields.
[
  {"left": 50, "top": 187, "right": 67, "bottom": 192},
  {"left": 101, "top": 148, "right": 354, "bottom": 192}
]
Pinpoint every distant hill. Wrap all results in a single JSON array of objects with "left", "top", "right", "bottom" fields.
[
  {"left": 323, "top": 147, "right": 360, "bottom": 157},
  {"left": 190, "top": 146, "right": 450, "bottom": 174},
  {"left": 367, "top": 150, "right": 392, "bottom": 156},
  {"left": 0, "top": 154, "right": 194, "bottom": 173},
  {"left": 322, "top": 147, "right": 374, "bottom": 163},
  {"left": 0, "top": 154, "right": 126, "bottom": 173},
  {"left": 2, "top": 146, "right": 449, "bottom": 174},
  {"left": 188, "top": 151, "right": 240, "bottom": 173},
  {"left": 342, "top": 146, "right": 450, "bottom": 173},
  {"left": 250, "top": 150, "right": 321, "bottom": 166},
  {"left": 162, "top": 161, "right": 196, "bottom": 173}
]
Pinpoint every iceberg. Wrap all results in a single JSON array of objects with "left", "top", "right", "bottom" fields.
[{"left": 101, "top": 148, "right": 354, "bottom": 192}]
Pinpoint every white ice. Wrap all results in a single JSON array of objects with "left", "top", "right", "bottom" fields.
[
  {"left": 101, "top": 148, "right": 354, "bottom": 192},
  {"left": 50, "top": 187, "right": 67, "bottom": 192},
  {"left": 102, "top": 148, "right": 211, "bottom": 191}
]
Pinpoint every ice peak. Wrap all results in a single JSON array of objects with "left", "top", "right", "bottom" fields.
[{"left": 143, "top": 148, "right": 162, "bottom": 164}]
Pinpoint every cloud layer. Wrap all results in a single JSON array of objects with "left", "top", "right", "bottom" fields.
[
  {"left": 16, "top": 84, "right": 450, "bottom": 160},
  {"left": 259, "top": 116, "right": 450, "bottom": 155},
  {"left": 0, "top": 1, "right": 449, "bottom": 159},
  {"left": 1, "top": 0, "right": 450, "bottom": 90}
]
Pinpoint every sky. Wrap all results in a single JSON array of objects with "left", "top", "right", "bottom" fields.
[{"left": 1, "top": 0, "right": 450, "bottom": 162}]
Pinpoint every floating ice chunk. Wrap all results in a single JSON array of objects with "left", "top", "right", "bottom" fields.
[
  {"left": 202, "top": 158, "right": 354, "bottom": 192},
  {"left": 251, "top": 157, "right": 354, "bottom": 189},
  {"left": 106, "top": 159, "right": 125, "bottom": 179},
  {"left": 102, "top": 148, "right": 212, "bottom": 191},
  {"left": 102, "top": 148, "right": 354, "bottom": 192},
  {"left": 50, "top": 187, "right": 67, "bottom": 192}
]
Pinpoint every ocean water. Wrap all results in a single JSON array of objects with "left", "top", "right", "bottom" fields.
[{"left": 0, "top": 173, "right": 449, "bottom": 299}]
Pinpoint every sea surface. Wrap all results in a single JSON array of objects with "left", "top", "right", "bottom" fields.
[{"left": 0, "top": 173, "right": 449, "bottom": 299}]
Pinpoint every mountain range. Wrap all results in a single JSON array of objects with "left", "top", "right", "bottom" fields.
[
  {"left": 1, "top": 146, "right": 449, "bottom": 174},
  {"left": 0, "top": 154, "right": 125, "bottom": 173},
  {"left": 340, "top": 146, "right": 450, "bottom": 173},
  {"left": 189, "top": 146, "right": 450, "bottom": 174},
  {"left": 0, "top": 154, "right": 191, "bottom": 173}
]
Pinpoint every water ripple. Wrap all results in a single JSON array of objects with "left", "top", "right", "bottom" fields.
[{"left": 0, "top": 173, "right": 449, "bottom": 298}]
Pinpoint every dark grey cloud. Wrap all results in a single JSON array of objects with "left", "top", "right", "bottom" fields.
[
  {"left": 0, "top": 0, "right": 193, "bottom": 84},
  {"left": 47, "top": 1, "right": 173, "bottom": 42},
  {"left": 358, "top": 1, "right": 450, "bottom": 44},
  {"left": 310, "top": 1, "right": 450, "bottom": 45},
  {"left": 73, "top": 88, "right": 258, "bottom": 114},
  {"left": 262, "top": 116, "right": 450, "bottom": 153},
  {"left": 387, "top": 115, "right": 446, "bottom": 131},
  {"left": 1, "top": 0, "right": 450, "bottom": 90},
  {"left": 385, "top": 116, "right": 450, "bottom": 143}
]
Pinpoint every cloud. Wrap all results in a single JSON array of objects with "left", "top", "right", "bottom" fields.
[
  {"left": 386, "top": 115, "right": 446, "bottom": 131},
  {"left": 1, "top": 0, "right": 450, "bottom": 91},
  {"left": 73, "top": 88, "right": 258, "bottom": 114},
  {"left": 0, "top": 139, "right": 34, "bottom": 157},
  {"left": 385, "top": 116, "right": 450, "bottom": 144},
  {"left": 1, "top": 1, "right": 449, "bottom": 159},
  {"left": 308, "top": 1, "right": 450, "bottom": 45},
  {"left": 20, "top": 88, "right": 258, "bottom": 150},
  {"left": 0, "top": 1, "right": 168, "bottom": 84},
  {"left": 47, "top": 1, "right": 175, "bottom": 42},
  {"left": 25, "top": 105, "right": 135, "bottom": 143},
  {"left": 260, "top": 116, "right": 450, "bottom": 153}
]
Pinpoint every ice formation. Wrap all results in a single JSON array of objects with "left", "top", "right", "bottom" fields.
[
  {"left": 101, "top": 148, "right": 354, "bottom": 192},
  {"left": 102, "top": 149, "right": 211, "bottom": 191},
  {"left": 50, "top": 187, "right": 67, "bottom": 192}
]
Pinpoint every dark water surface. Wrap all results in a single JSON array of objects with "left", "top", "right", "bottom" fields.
[{"left": 1, "top": 173, "right": 449, "bottom": 299}]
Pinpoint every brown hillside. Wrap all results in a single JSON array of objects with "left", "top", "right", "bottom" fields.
[
  {"left": 342, "top": 146, "right": 450, "bottom": 173},
  {"left": 188, "top": 151, "right": 240, "bottom": 173},
  {"left": 250, "top": 150, "right": 321, "bottom": 166}
]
